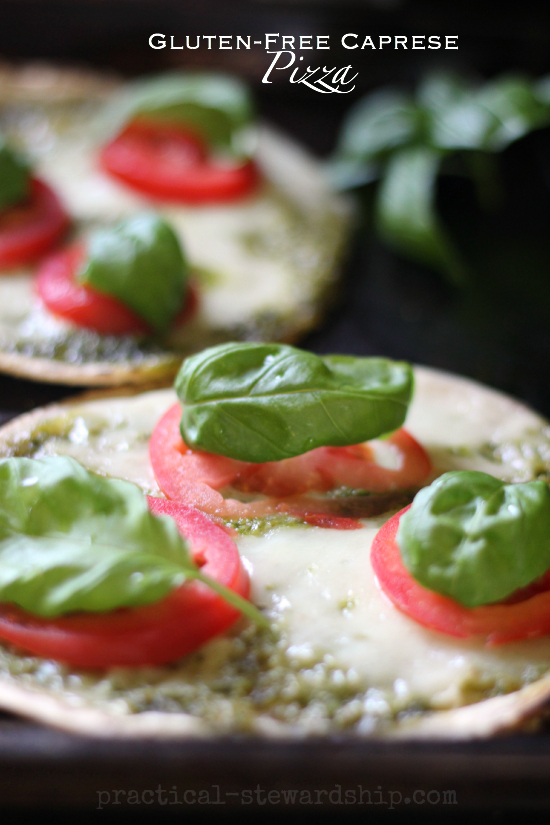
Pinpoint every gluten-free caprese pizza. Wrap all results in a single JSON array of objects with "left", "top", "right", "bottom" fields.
[
  {"left": 0, "top": 343, "right": 549, "bottom": 739},
  {"left": 0, "top": 65, "right": 350, "bottom": 385}
]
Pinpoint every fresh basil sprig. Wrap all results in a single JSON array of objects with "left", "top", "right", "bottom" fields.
[
  {"left": 0, "top": 456, "right": 264, "bottom": 625},
  {"left": 100, "top": 71, "right": 256, "bottom": 159},
  {"left": 397, "top": 470, "right": 550, "bottom": 607},
  {"left": 328, "top": 72, "right": 550, "bottom": 283},
  {"left": 175, "top": 342, "right": 413, "bottom": 462},
  {"left": 79, "top": 213, "right": 188, "bottom": 334},
  {"left": 0, "top": 137, "right": 30, "bottom": 211}
]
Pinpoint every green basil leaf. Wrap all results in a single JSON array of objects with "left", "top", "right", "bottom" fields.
[
  {"left": 175, "top": 342, "right": 413, "bottom": 462},
  {"left": 100, "top": 71, "right": 256, "bottom": 158},
  {"left": 476, "top": 75, "right": 550, "bottom": 149},
  {"left": 0, "top": 455, "right": 196, "bottom": 617},
  {"left": 397, "top": 470, "right": 550, "bottom": 607},
  {"left": 0, "top": 456, "right": 267, "bottom": 628},
  {"left": 419, "top": 73, "right": 498, "bottom": 150},
  {"left": 375, "top": 146, "right": 466, "bottom": 285},
  {"left": 326, "top": 91, "right": 418, "bottom": 190},
  {"left": 334, "top": 91, "right": 419, "bottom": 160},
  {"left": 0, "top": 138, "right": 30, "bottom": 211},
  {"left": 79, "top": 213, "right": 188, "bottom": 333}
]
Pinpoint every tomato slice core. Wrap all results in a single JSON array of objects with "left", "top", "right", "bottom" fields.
[
  {"left": 0, "top": 498, "right": 250, "bottom": 667},
  {"left": 100, "top": 120, "right": 259, "bottom": 204},
  {"left": 149, "top": 403, "right": 432, "bottom": 523},
  {"left": 371, "top": 506, "right": 550, "bottom": 645},
  {"left": 0, "top": 178, "right": 69, "bottom": 269},
  {"left": 36, "top": 244, "right": 198, "bottom": 336}
]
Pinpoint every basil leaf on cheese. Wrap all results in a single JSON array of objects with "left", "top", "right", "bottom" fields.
[
  {"left": 0, "top": 455, "right": 195, "bottom": 617},
  {"left": 79, "top": 213, "right": 188, "bottom": 333},
  {"left": 175, "top": 342, "right": 413, "bottom": 462},
  {"left": 0, "top": 456, "right": 265, "bottom": 626},
  {"left": 101, "top": 71, "right": 256, "bottom": 159},
  {"left": 397, "top": 470, "right": 550, "bottom": 607},
  {"left": 0, "top": 138, "right": 30, "bottom": 211}
]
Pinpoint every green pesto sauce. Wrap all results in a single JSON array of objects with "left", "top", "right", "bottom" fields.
[
  {"left": 225, "top": 514, "right": 310, "bottom": 537},
  {"left": 0, "top": 326, "right": 171, "bottom": 365},
  {"left": 0, "top": 618, "right": 537, "bottom": 734},
  {"left": 440, "top": 429, "right": 550, "bottom": 483}
]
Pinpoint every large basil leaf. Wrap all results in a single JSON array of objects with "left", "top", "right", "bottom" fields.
[
  {"left": 0, "top": 456, "right": 265, "bottom": 626},
  {"left": 0, "top": 138, "right": 30, "bottom": 211},
  {"left": 397, "top": 470, "right": 550, "bottom": 607},
  {"left": 0, "top": 456, "right": 195, "bottom": 617},
  {"left": 79, "top": 213, "right": 188, "bottom": 333},
  {"left": 375, "top": 147, "right": 466, "bottom": 285},
  {"left": 100, "top": 72, "right": 256, "bottom": 158},
  {"left": 175, "top": 342, "right": 413, "bottom": 462}
]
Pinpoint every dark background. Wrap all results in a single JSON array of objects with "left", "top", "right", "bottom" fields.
[{"left": 2, "top": 0, "right": 550, "bottom": 818}]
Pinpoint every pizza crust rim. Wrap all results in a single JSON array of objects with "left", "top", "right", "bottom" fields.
[
  {"left": 0, "top": 62, "right": 350, "bottom": 387},
  {"left": 0, "top": 369, "right": 549, "bottom": 740}
]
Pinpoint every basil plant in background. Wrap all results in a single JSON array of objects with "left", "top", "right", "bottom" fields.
[{"left": 327, "top": 72, "right": 550, "bottom": 285}]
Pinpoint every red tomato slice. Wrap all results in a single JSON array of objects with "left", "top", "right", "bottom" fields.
[
  {"left": 0, "top": 178, "right": 69, "bottom": 269},
  {"left": 149, "top": 403, "right": 432, "bottom": 523},
  {"left": 36, "top": 244, "right": 199, "bottom": 336},
  {"left": 100, "top": 120, "right": 259, "bottom": 204},
  {"left": 371, "top": 506, "right": 550, "bottom": 645},
  {"left": 0, "top": 498, "right": 250, "bottom": 668}
]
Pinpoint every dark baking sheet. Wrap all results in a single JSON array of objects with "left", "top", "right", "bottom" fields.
[{"left": 2, "top": 0, "right": 550, "bottom": 814}]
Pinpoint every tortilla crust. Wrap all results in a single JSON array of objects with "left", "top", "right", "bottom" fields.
[
  {"left": 0, "top": 349, "right": 181, "bottom": 387},
  {"left": 0, "top": 64, "right": 351, "bottom": 387},
  {"left": 0, "top": 369, "right": 549, "bottom": 740}
]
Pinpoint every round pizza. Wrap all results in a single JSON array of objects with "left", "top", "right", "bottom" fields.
[
  {"left": 0, "top": 344, "right": 549, "bottom": 739},
  {"left": 0, "top": 65, "right": 350, "bottom": 385}
]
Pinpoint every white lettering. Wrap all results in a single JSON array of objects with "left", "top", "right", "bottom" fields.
[
  {"left": 262, "top": 50, "right": 296, "bottom": 84},
  {"left": 361, "top": 36, "right": 376, "bottom": 49},
  {"left": 341, "top": 33, "right": 358, "bottom": 49},
  {"left": 149, "top": 33, "right": 165, "bottom": 49}
]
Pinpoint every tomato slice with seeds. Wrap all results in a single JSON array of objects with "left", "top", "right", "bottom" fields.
[
  {"left": 36, "top": 244, "right": 198, "bottom": 336},
  {"left": 371, "top": 506, "right": 550, "bottom": 645},
  {"left": 149, "top": 403, "right": 432, "bottom": 523},
  {"left": 0, "top": 178, "right": 69, "bottom": 270},
  {"left": 0, "top": 498, "right": 250, "bottom": 668},
  {"left": 100, "top": 120, "right": 259, "bottom": 204}
]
